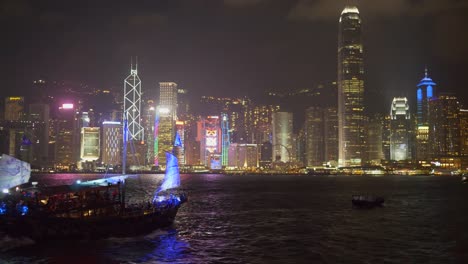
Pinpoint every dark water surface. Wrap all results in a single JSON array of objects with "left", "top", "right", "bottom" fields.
[{"left": 1, "top": 174, "right": 467, "bottom": 263}]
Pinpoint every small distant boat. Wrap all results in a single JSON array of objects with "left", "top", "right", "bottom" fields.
[
  {"left": 462, "top": 176, "right": 468, "bottom": 183},
  {"left": 352, "top": 195, "right": 384, "bottom": 208}
]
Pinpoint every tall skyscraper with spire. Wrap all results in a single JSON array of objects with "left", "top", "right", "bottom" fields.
[
  {"left": 415, "top": 68, "right": 436, "bottom": 161},
  {"left": 123, "top": 58, "right": 144, "bottom": 142},
  {"left": 337, "top": 6, "right": 365, "bottom": 166},
  {"left": 416, "top": 67, "right": 436, "bottom": 126}
]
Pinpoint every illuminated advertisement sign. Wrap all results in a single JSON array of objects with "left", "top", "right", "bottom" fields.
[
  {"left": 210, "top": 155, "right": 222, "bottom": 170},
  {"left": 62, "top": 103, "right": 74, "bottom": 109},
  {"left": 206, "top": 129, "right": 218, "bottom": 148}
]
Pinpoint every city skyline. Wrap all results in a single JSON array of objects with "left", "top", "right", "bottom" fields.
[{"left": 1, "top": 0, "right": 468, "bottom": 113}]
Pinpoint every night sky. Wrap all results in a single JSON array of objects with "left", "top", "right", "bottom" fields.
[{"left": 1, "top": 0, "right": 468, "bottom": 112}]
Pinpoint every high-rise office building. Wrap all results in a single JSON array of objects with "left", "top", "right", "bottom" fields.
[
  {"left": 390, "top": 97, "right": 411, "bottom": 161},
  {"left": 415, "top": 68, "right": 436, "bottom": 161},
  {"left": 305, "top": 106, "right": 324, "bottom": 166},
  {"left": 80, "top": 127, "right": 100, "bottom": 162},
  {"left": 101, "top": 121, "right": 122, "bottom": 166},
  {"left": 55, "top": 103, "right": 78, "bottom": 170},
  {"left": 177, "top": 88, "right": 190, "bottom": 120},
  {"left": 365, "top": 114, "right": 384, "bottom": 165},
  {"left": 272, "top": 112, "right": 293, "bottom": 163},
  {"left": 337, "top": 6, "right": 365, "bottom": 166},
  {"left": 251, "top": 105, "right": 280, "bottom": 145},
  {"left": 175, "top": 121, "right": 186, "bottom": 165},
  {"left": 4, "top": 97, "right": 25, "bottom": 121},
  {"left": 460, "top": 109, "right": 468, "bottom": 157},
  {"left": 29, "top": 103, "right": 50, "bottom": 167},
  {"left": 123, "top": 61, "right": 144, "bottom": 142},
  {"left": 157, "top": 82, "right": 178, "bottom": 167},
  {"left": 159, "top": 82, "right": 178, "bottom": 121},
  {"left": 227, "top": 143, "right": 259, "bottom": 169},
  {"left": 416, "top": 68, "right": 436, "bottom": 126},
  {"left": 324, "top": 107, "right": 339, "bottom": 164},
  {"left": 428, "top": 94, "right": 460, "bottom": 157},
  {"left": 198, "top": 116, "right": 222, "bottom": 168}
]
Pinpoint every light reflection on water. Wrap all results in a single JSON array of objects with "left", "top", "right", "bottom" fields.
[{"left": 0, "top": 174, "right": 467, "bottom": 263}]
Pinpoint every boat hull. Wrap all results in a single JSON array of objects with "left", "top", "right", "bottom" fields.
[{"left": 0, "top": 206, "right": 181, "bottom": 241}]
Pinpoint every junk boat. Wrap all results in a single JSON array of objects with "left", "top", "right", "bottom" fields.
[
  {"left": 0, "top": 131, "right": 187, "bottom": 241},
  {"left": 352, "top": 195, "right": 384, "bottom": 208}
]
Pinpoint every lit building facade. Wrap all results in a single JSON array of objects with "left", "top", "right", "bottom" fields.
[
  {"left": 324, "top": 107, "right": 339, "bottom": 164},
  {"left": 227, "top": 143, "right": 259, "bottom": 169},
  {"left": 365, "top": 114, "right": 384, "bottom": 165},
  {"left": 198, "top": 116, "right": 222, "bottom": 168},
  {"left": 175, "top": 121, "right": 186, "bottom": 165},
  {"left": 102, "top": 121, "right": 122, "bottom": 166},
  {"left": 54, "top": 103, "right": 78, "bottom": 170},
  {"left": 157, "top": 112, "right": 175, "bottom": 166},
  {"left": 177, "top": 88, "right": 190, "bottom": 120},
  {"left": 80, "top": 127, "right": 100, "bottom": 161},
  {"left": 157, "top": 82, "right": 178, "bottom": 167},
  {"left": 251, "top": 104, "right": 280, "bottom": 145},
  {"left": 305, "top": 106, "right": 324, "bottom": 166},
  {"left": 29, "top": 103, "right": 50, "bottom": 167},
  {"left": 338, "top": 6, "right": 365, "bottom": 166},
  {"left": 272, "top": 112, "right": 293, "bottom": 163},
  {"left": 415, "top": 69, "right": 436, "bottom": 161},
  {"left": 4, "top": 97, "right": 25, "bottom": 121},
  {"left": 460, "top": 109, "right": 468, "bottom": 157},
  {"left": 390, "top": 97, "right": 411, "bottom": 161},
  {"left": 428, "top": 94, "right": 460, "bottom": 157},
  {"left": 123, "top": 61, "right": 144, "bottom": 141},
  {"left": 159, "top": 82, "right": 178, "bottom": 121},
  {"left": 221, "top": 113, "right": 230, "bottom": 167}
]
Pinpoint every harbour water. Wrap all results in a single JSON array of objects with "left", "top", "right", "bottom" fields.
[{"left": 0, "top": 173, "right": 467, "bottom": 263}]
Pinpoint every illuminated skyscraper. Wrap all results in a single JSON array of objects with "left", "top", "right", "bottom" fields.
[
  {"left": 416, "top": 68, "right": 436, "bottom": 126},
  {"left": 460, "top": 109, "right": 468, "bottom": 157},
  {"left": 157, "top": 82, "right": 178, "bottom": 167},
  {"left": 428, "top": 94, "right": 460, "bottom": 157},
  {"left": 272, "top": 112, "right": 293, "bottom": 163},
  {"left": 227, "top": 143, "right": 259, "bottom": 168},
  {"left": 365, "top": 114, "right": 384, "bottom": 164},
  {"left": 4, "top": 97, "right": 25, "bottom": 121},
  {"left": 55, "top": 103, "right": 77, "bottom": 170},
  {"left": 390, "top": 97, "right": 411, "bottom": 161},
  {"left": 123, "top": 60, "right": 144, "bottom": 141},
  {"left": 159, "top": 82, "right": 178, "bottom": 121},
  {"left": 324, "top": 107, "right": 339, "bottom": 164},
  {"left": 175, "top": 121, "right": 186, "bottom": 165},
  {"left": 305, "top": 106, "right": 324, "bottom": 166},
  {"left": 338, "top": 6, "right": 365, "bottom": 166},
  {"left": 198, "top": 116, "right": 222, "bottom": 169},
  {"left": 415, "top": 69, "right": 436, "bottom": 161},
  {"left": 221, "top": 113, "right": 230, "bottom": 167},
  {"left": 80, "top": 127, "right": 100, "bottom": 162},
  {"left": 102, "top": 121, "right": 122, "bottom": 166},
  {"left": 29, "top": 103, "right": 50, "bottom": 166},
  {"left": 251, "top": 104, "right": 280, "bottom": 144},
  {"left": 157, "top": 111, "right": 174, "bottom": 167}
]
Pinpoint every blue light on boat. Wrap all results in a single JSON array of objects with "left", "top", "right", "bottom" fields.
[
  {"left": 0, "top": 202, "right": 6, "bottom": 215},
  {"left": 20, "top": 205, "right": 28, "bottom": 216}
]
